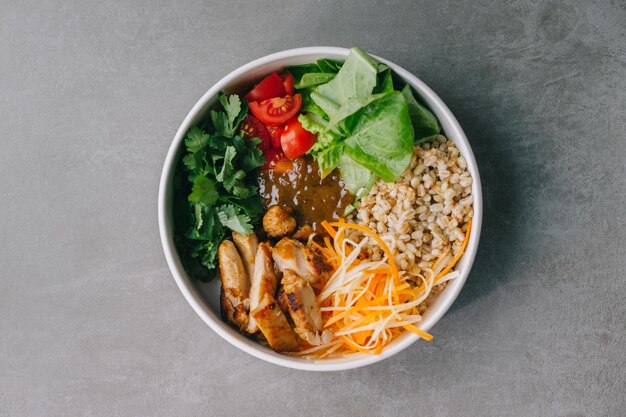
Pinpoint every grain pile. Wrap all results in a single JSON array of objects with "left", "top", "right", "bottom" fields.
[{"left": 348, "top": 135, "right": 473, "bottom": 305}]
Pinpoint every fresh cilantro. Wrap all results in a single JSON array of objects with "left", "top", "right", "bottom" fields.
[
  {"left": 182, "top": 153, "right": 201, "bottom": 174},
  {"left": 215, "top": 146, "right": 237, "bottom": 184},
  {"left": 188, "top": 176, "right": 218, "bottom": 206},
  {"left": 185, "top": 127, "right": 211, "bottom": 152},
  {"left": 210, "top": 93, "right": 248, "bottom": 138},
  {"left": 173, "top": 93, "right": 265, "bottom": 276},
  {"left": 239, "top": 144, "right": 265, "bottom": 172},
  {"left": 217, "top": 204, "right": 253, "bottom": 235}
]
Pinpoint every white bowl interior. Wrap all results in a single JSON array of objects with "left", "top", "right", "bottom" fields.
[{"left": 159, "top": 47, "right": 482, "bottom": 371}]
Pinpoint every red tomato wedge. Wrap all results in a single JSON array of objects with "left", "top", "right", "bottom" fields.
[
  {"left": 266, "top": 124, "right": 285, "bottom": 149},
  {"left": 279, "top": 72, "right": 294, "bottom": 94},
  {"left": 249, "top": 94, "right": 302, "bottom": 126},
  {"left": 244, "top": 73, "right": 286, "bottom": 102},
  {"left": 239, "top": 115, "right": 270, "bottom": 151},
  {"left": 261, "top": 148, "right": 289, "bottom": 171},
  {"left": 280, "top": 117, "right": 317, "bottom": 159}
]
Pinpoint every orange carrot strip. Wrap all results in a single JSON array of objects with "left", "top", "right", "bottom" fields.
[
  {"left": 353, "top": 330, "right": 369, "bottom": 345},
  {"left": 310, "top": 240, "right": 327, "bottom": 254},
  {"left": 329, "top": 222, "right": 399, "bottom": 284},
  {"left": 321, "top": 220, "right": 336, "bottom": 238},
  {"left": 403, "top": 324, "right": 433, "bottom": 341},
  {"left": 363, "top": 268, "right": 392, "bottom": 275},
  {"left": 324, "top": 293, "right": 389, "bottom": 327},
  {"left": 340, "top": 336, "right": 372, "bottom": 355}
]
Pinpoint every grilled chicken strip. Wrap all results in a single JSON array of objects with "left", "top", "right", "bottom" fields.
[
  {"left": 232, "top": 231, "right": 258, "bottom": 279},
  {"left": 218, "top": 240, "right": 250, "bottom": 331},
  {"left": 292, "top": 224, "right": 314, "bottom": 241},
  {"left": 272, "top": 237, "right": 332, "bottom": 283},
  {"left": 247, "top": 243, "right": 278, "bottom": 334},
  {"left": 251, "top": 293, "right": 299, "bottom": 353},
  {"left": 276, "top": 288, "right": 290, "bottom": 315},
  {"left": 263, "top": 205, "right": 296, "bottom": 238},
  {"left": 282, "top": 269, "right": 333, "bottom": 346}
]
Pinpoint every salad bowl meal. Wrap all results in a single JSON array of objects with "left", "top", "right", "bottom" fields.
[{"left": 159, "top": 47, "right": 482, "bottom": 371}]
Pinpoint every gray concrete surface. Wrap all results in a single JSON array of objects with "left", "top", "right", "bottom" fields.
[{"left": 1, "top": 0, "right": 625, "bottom": 416}]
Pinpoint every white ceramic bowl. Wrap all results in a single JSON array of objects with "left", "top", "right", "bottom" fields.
[{"left": 159, "top": 47, "right": 482, "bottom": 371}]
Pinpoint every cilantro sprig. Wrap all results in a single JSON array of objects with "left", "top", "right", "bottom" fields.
[{"left": 174, "top": 93, "right": 264, "bottom": 276}]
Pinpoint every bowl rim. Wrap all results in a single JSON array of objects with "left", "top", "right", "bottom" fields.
[{"left": 158, "top": 46, "right": 483, "bottom": 371}]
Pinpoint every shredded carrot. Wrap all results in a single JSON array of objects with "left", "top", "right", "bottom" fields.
[
  {"left": 403, "top": 324, "right": 433, "bottom": 341},
  {"left": 340, "top": 336, "right": 372, "bottom": 355},
  {"left": 363, "top": 268, "right": 392, "bottom": 275},
  {"left": 329, "top": 222, "right": 399, "bottom": 284},
  {"left": 321, "top": 220, "right": 336, "bottom": 238},
  {"left": 353, "top": 330, "right": 369, "bottom": 345},
  {"left": 310, "top": 240, "right": 330, "bottom": 257},
  {"left": 324, "top": 291, "right": 390, "bottom": 327},
  {"left": 300, "top": 217, "right": 472, "bottom": 358}
]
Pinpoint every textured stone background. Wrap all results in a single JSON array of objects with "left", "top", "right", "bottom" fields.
[{"left": 1, "top": 0, "right": 625, "bottom": 416}]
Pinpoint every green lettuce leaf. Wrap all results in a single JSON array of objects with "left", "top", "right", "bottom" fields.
[
  {"left": 286, "top": 58, "right": 343, "bottom": 86},
  {"left": 300, "top": 88, "right": 328, "bottom": 119},
  {"left": 312, "top": 48, "right": 379, "bottom": 118},
  {"left": 295, "top": 73, "right": 336, "bottom": 89},
  {"left": 316, "top": 143, "right": 344, "bottom": 175},
  {"left": 401, "top": 84, "right": 440, "bottom": 143},
  {"left": 375, "top": 69, "right": 394, "bottom": 94},
  {"left": 339, "top": 154, "right": 377, "bottom": 196},
  {"left": 343, "top": 92, "right": 414, "bottom": 182},
  {"left": 298, "top": 113, "right": 341, "bottom": 147},
  {"left": 326, "top": 93, "right": 389, "bottom": 131}
]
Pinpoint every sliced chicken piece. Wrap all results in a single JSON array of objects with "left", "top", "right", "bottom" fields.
[
  {"left": 232, "top": 231, "right": 258, "bottom": 279},
  {"left": 247, "top": 243, "right": 278, "bottom": 334},
  {"left": 282, "top": 270, "right": 333, "bottom": 346},
  {"left": 251, "top": 293, "right": 299, "bottom": 353},
  {"left": 218, "top": 240, "right": 250, "bottom": 331},
  {"left": 276, "top": 288, "right": 290, "bottom": 315},
  {"left": 292, "top": 224, "right": 314, "bottom": 241},
  {"left": 272, "top": 237, "right": 332, "bottom": 283},
  {"left": 263, "top": 205, "right": 296, "bottom": 238}
]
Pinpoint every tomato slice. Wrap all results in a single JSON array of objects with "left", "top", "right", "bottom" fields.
[
  {"left": 279, "top": 72, "right": 294, "bottom": 94},
  {"left": 249, "top": 94, "right": 302, "bottom": 126},
  {"left": 266, "top": 124, "right": 285, "bottom": 149},
  {"left": 280, "top": 117, "right": 317, "bottom": 159},
  {"left": 261, "top": 148, "right": 289, "bottom": 171},
  {"left": 244, "top": 73, "right": 286, "bottom": 102},
  {"left": 239, "top": 115, "right": 270, "bottom": 151}
]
